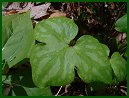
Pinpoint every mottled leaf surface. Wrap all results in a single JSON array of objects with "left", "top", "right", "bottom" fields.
[
  {"left": 30, "top": 17, "right": 78, "bottom": 87},
  {"left": 2, "top": 12, "right": 34, "bottom": 68},
  {"left": 110, "top": 52, "right": 127, "bottom": 82},
  {"left": 2, "top": 14, "right": 17, "bottom": 47},
  {"left": 30, "top": 17, "right": 113, "bottom": 88},
  {"left": 74, "top": 35, "right": 112, "bottom": 83}
]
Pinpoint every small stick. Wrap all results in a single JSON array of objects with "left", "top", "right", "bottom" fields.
[
  {"left": 120, "top": 89, "right": 127, "bottom": 95},
  {"left": 55, "top": 86, "right": 63, "bottom": 96},
  {"left": 85, "top": 85, "right": 88, "bottom": 96},
  {"left": 120, "top": 86, "right": 127, "bottom": 88}
]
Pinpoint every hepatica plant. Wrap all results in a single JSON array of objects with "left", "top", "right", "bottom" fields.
[
  {"left": 2, "top": 12, "right": 34, "bottom": 68},
  {"left": 30, "top": 17, "right": 127, "bottom": 88}
]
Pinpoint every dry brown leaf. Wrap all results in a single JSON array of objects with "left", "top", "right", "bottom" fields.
[
  {"left": 49, "top": 10, "right": 66, "bottom": 18},
  {"left": 19, "top": 2, "right": 34, "bottom": 12},
  {"left": 110, "top": 3, "right": 115, "bottom": 10},
  {"left": 18, "top": 3, "right": 50, "bottom": 19},
  {"left": 4, "top": 2, "right": 51, "bottom": 19},
  {"left": 116, "top": 33, "right": 126, "bottom": 43},
  {"left": 7, "top": 2, "right": 22, "bottom": 10},
  {"left": 30, "top": 3, "right": 51, "bottom": 19}
]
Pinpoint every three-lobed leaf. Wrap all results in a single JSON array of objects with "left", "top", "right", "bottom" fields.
[
  {"left": 30, "top": 17, "right": 78, "bottom": 87},
  {"left": 30, "top": 17, "right": 114, "bottom": 88}
]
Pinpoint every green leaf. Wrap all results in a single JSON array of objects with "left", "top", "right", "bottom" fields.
[
  {"left": 2, "top": 12, "right": 34, "bottom": 68},
  {"left": 12, "top": 86, "right": 28, "bottom": 96},
  {"left": 74, "top": 35, "right": 112, "bottom": 84},
  {"left": 30, "top": 17, "right": 113, "bottom": 88},
  {"left": 2, "top": 14, "right": 18, "bottom": 47},
  {"left": 123, "top": 50, "right": 127, "bottom": 60},
  {"left": 2, "top": 66, "right": 35, "bottom": 87},
  {"left": 2, "top": 75, "right": 12, "bottom": 85},
  {"left": 36, "top": 2, "right": 42, "bottom": 4},
  {"left": 23, "top": 86, "right": 52, "bottom": 96},
  {"left": 110, "top": 52, "right": 127, "bottom": 82},
  {"left": 2, "top": 75, "right": 6, "bottom": 82},
  {"left": 12, "top": 86, "right": 52, "bottom": 96},
  {"left": 3, "top": 66, "right": 52, "bottom": 96},
  {"left": 2, "top": 60, "right": 9, "bottom": 74},
  {"left": 89, "top": 82, "right": 108, "bottom": 91},
  {"left": 2, "top": 2, "right": 8, "bottom": 8},
  {"left": 31, "top": 17, "right": 78, "bottom": 87},
  {"left": 115, "top": 14, "right": 127, "bottom": 33}
]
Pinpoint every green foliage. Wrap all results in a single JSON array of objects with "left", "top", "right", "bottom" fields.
[
  {"left": 2, "top": 2, "right": 8, "bottom": 8},
  {"left": 2, "top": 12, "right": 127, "bottom": 96},
  {"left": 30, "top": 17, "right": 126, "bottom": 88},
  {"left": 2, "top": 12, "right": 34, "bottom": 68},
  {"left": 110, "top": 52, "right": 127, "bottom": 82},
  {"left": 2, "top": 66, "right": 52, "bottom": 96},
  {"left": 30, "top": 17, "right": 78, "bottom": 87},
  {"left": 12, "top": 86, "right": 52, "bottom": 96},
  {"left": 115, "top": 14, "right": 127, "bottom": 33},
  {"left": 36, "top": 2, "right": 42, "bottom": 5},
  {"left": 89, "top": 82, "right": 108, "bottom": 91}
]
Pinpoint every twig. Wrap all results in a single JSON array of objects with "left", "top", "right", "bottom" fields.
[
  {"left": 85, "top": 85, "right": 88, "bottom": 96},
  {"left": 55, "top": 86, "right": 63, "bottom": 96},
  {"left": 78, "top": 2, "right": 80, "bottom": 16},
  {"left": 120, "top": 89, "right": 127, "bottom": 95},
  {"left": 120, "top": 86, "right": 127, "bottom": 88}
]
